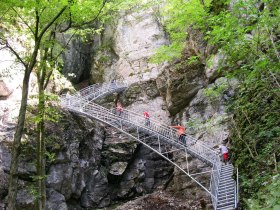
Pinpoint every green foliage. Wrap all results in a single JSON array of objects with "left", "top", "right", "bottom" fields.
[
  {"left": 246, "top": 175, "right": 280, "bottom": 210},
  {"left": 206, "top": 0, "right": 280, "bottom": 208},
  {"left": 187, "top": 56, "right": 200, "bottom": 65},
  {"left": 203, "top": 80, "right": 228, "bottom": 101},
  {"left": 150, "top": 0, "right": 212, "bottom": 63},
  {"left": 150, "top": 0, "right": 280, "bottom": 208},
  {"left": 28, "top": 183, "right": 40, "bottom": 200},
  {"left": 45, "top": 151, "right": 56, "bottom": 163}
]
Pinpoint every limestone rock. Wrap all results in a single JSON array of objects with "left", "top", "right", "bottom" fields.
[
  {"left": 109, "top": 161, "right": 128, "bottom": 175},
  {"left": 0, "top": 80, "right": 12, "bottom": 98},
  {"left": 59, "top": 34, "right": 93, "bottom": 84},
  {"left": 157, "top": 62, "right": 206, "bottom": 116},
  {"left": 89, "top": 9, "right": 168, "bottom": 84},
  {"left": 205, "top": 53, "right": 226, "bottom": 82},
  {"left": 0, "top": 168, "right": 8, "bottom": 200},
  {"left": 121, "top": 80, "right": 160, "bottom": 106},
  {"left": 80, "top": 170, "right": 109, "bottom": 208},
  {"left": 46, "top": 189, "right": 68, "bottom": 210},
  {"left": 181, "top": 77, "right": 239, "bottom": 146},
  {"left": 16, "top": 189, "right": 36, "bottom": 210}
]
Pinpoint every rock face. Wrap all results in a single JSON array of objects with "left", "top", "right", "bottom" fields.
[
  {"left": 110, "top": 9, "right": 168, "bottom": 83},
  {"left": 60, "top": 9, "right": 168, "bottom": 85},
  {"left": 59, "top": 34, "right": 93, "bottom": 84},
  {"left": 157, "top": 61, "right": 206, "bottom": 116},
  {"left": 0, "top": 5, "right": 238, "bottom": 210}
]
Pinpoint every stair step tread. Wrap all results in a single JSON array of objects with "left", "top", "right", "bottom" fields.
[
  {"left": 221, "top": 171, "right": 233, "bottom": 174},
  {"left": 219, "top": 182, "right": 235, "bottom": 186},
  {"left": 219, "top": 189, "right": 235, "bottom": 192},
  {"left": 218, "top": 185, "right": 235, "bottom": 189},
  {"left": 218, "top": 197, "right": 235, "bottom": 202},
  {"left": 218, "top": 195, "right": 235, "bottom": 200},
  {"left": 218, "top": 193, "right": 235, "bottom": 197},
  {"left": 218, "top": 189, "right": 235, "bottom": 194},
  {"left": 217, "top": 201, "right": 235, "bottom": 207},
  {"left": 217, "top": 206, "right": 235, "bottom": 210},
  {"left": 219, "top": 178, "right": 234, "bottom": 182},
  {"left": 221, "top": 168, "right": 233, "bottom": 171},
  {"left": 219, "top": 181, "right": 235, "bottom": 185},
  {"left": 219, "top": 178, "right": 235, "bottom": 181}
]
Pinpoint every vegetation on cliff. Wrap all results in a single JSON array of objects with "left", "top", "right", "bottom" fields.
[
  {"left": 151, "top": 0, "right": 280, "bottom": 209},
  {"left": 0, "top": 0, "right": 137, "bottom": 208},
  {"left": 1, "top": 0, "right": 279, "bottom": 209}
]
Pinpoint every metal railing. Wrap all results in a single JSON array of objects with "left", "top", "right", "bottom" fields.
[
  {"left": 235, "top": 167, "right": 239, "bottom": 208},
  {"left": 60, "top": 81, "right": 238, "bottom": 210}
]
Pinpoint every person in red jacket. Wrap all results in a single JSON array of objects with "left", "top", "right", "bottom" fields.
[
  {"left": 170, "top": 124, "right": 186, "bottom": 144},
  {"left": 143, "top": 111, "right": 150, "bottom": 126}
]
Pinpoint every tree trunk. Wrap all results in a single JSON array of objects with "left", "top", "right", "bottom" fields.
[
  {"left": 7, "top": 41, "right": 40, "bottom": 210},
  {"left": 7, "top": 68, "right": 32, "bottom": 210},
  {"left": 6, "top": 7, "right": 68, "bottom": 208},
  {"left": 36, "top": 83, "right": 46, "bottom": 210}
]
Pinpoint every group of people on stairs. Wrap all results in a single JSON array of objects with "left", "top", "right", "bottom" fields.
[
  {"left": 115, "top": 102, "right": 151, "bottom": 126},
  {"left": 115, "top": 101, "right": 229, "bottom": 165}
]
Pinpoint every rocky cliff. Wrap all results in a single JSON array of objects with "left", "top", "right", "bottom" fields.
[{"left": 0, "top": 6, "right": 237, "bottom": 210}]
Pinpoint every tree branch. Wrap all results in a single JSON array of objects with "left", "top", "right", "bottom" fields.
[
  {"left": 0, "top": 7, "right": 11, "bottom": 21},
  {"left": 72, "top": 0, "right": 108, "bottom": 28},
  {"left": 38, "top": 6, "right": 67, "bottom": 41},
  {"left": 59, "top": 8, "right": 72, "bottom": 33},
  {"left": 231, "top": 116, "right": 258, "bottom": 160},
  {"left": 35, "top": 9, "right": 39, "bottom": 40},
  {"left": 1, "top": 40, "right": 27, "bottom": 68},
  {"left": 12, "top": 8, "right": 35, "bottom": 36},
  {"left": 265, "top": 25, "right": 280, "bottom": 61}
]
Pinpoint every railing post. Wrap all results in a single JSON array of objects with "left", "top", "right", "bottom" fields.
[
  {"left": 235, "top": 167, "right": 239, "bottom": 209},
  {"left": 158, "top": 134, "right": 161, "bottom": 153}
]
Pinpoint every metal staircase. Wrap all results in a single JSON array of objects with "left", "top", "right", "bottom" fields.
[
  {"left": 60, "top": 81, "right": 238, "bottom": 210},
  {"left": 216, "top": 165, "right": 238, "bottom": 210}
]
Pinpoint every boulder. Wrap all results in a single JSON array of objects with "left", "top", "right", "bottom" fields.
[
  {"left": 0, "top": 80, "right": 12, "bottom": 99},
  {"left": 46, "top": 189, "right": 68, "bottom": 210}
]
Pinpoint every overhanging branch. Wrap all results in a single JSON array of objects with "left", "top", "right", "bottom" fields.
[{"left": 0, "top": 39, "right": 27, "bottom": 68}]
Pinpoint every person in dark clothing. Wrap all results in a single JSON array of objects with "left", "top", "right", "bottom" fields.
[{"left": 111, "top": 80, "right": 117, "bottom": 89}]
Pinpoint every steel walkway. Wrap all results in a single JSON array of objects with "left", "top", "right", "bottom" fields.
[{"left": 60, "top": 81, "right": 238, "bottom": 210}]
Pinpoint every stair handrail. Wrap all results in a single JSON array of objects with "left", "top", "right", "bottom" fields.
[
  {"left": 110, "top": 107, "right": 221, "bottom": 165},
  {"left": 60, "top": 80, "right": 128, "bottom": 106},
  {"left": 60, "top": 81, "right": 229, "bottom": 208},
  {"left": 235, "top": 167, "right": 239, "bottom": 208},
  {"left": 111, "top": 107, "right": 198, "bottom": 142},
  {"left": 67, "top": 101, "right": 222, "bottom": 202},
  {"left": 63, "top": 96, "right": 222, "bottom": 168},
  {"left": 61, "top": 83, "right": 222, "bottom": 167}
]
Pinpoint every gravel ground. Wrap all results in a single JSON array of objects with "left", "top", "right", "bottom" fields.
[{"left": 111, "top": 190, "right": 208, "bottom": 210}]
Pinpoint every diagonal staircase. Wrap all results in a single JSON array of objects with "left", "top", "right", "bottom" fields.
[
  {"left": 216, "top": 165, "right": 237, "bottom": 210},
  {"left": 60, "top": 81, "right": 238, "bottom": 210}
]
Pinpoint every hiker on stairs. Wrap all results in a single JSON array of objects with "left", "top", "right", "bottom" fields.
[
  {"left": 143, "top": 111, "right": 150, "bottom": 126},
  {"left": 116, "top": 102, "right": 123, "bottom": 117},
  {"left": 170, "top": 124, "right": 186, "bottom": 144},
  {"left": 111, "top": 79, "right": 117, "bottom": 89},
  {"left": 219, "top": 144, "right": 229, "bottom": 165}
]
